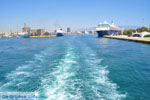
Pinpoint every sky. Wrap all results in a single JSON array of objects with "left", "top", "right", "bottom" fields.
[{"left": 0, "top": 0, "right": 150, "bottom": 32}]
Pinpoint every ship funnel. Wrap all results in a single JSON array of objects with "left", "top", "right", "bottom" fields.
[
  {"left": 103, "top": 21, "right": 108, "bottom": 24},
  {"left": 111, "top": 21, "right": 114, "bottom": 25}
]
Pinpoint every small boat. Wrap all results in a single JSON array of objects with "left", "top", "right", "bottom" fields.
[
  {"left": 19, "top": 33, "right": 30, "bottom": 38},
  {"left": 21, "top": 33, "right": 30, "bottom": 38},
  {"left": 56, "top": 29, "right": 64, "bottom": 37}
]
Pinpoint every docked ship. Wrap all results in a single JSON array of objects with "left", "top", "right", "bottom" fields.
[
  {"left": 96, "top": 21, "right": 121, "bottom": 37},
  {"left": 56, "top": 29, "right": 64, "bottom": 37},
  {"left": 21, "top": 33, "right": 30, "bottom": 38},
  {"left": 18, "top": 32, "right": 30, "bottom": 38}
]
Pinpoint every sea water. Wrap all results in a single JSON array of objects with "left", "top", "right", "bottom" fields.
[{"left": 0, "top": 34, "right": 150, "bottom": 100}]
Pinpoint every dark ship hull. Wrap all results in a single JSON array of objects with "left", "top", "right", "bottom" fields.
[
  {"left": 57, "top": 33, "right": 64, "bottom": 37},
  {"left": 96, "top": 31, "right": 109, "bottom": 37}
]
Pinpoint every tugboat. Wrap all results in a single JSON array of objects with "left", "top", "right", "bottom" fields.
[
  {"left": 56, "top": 29, "right": 64, "bottom": 37},
  {"left": 96, "top": 21, "right": 120, "bottom": 37}
]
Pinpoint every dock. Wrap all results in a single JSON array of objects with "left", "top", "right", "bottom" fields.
[
  {"left": 30, "top": 35, "right": 56, "bottom": 38},
  {"left": 104, "top": 35, "right": 150, "bottom": 43}
]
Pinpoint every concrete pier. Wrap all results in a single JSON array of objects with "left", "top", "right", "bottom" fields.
[
  {"left": 30, "top": 35, "right": 56, "bottom": 38},
  {"left": 104, "top": 35, "right": 150, "bottom": 43}
]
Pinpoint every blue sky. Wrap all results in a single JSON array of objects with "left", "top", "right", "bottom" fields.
[{"left": 0, "top": 0, "right": 149, "bottom": 32}]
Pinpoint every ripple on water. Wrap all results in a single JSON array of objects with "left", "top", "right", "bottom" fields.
[{"left": 0, "top": 47, "right": 54, "bottom": 92}]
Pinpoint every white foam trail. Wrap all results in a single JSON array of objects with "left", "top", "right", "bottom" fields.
[
  {"left": 39, "top": 48, "right": 84, "bottom": 100},
  {"left": 83, "top": 46, "right": 126, "bottom": 100}
]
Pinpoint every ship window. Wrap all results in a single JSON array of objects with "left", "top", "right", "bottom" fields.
[{"left": 98, "top": 24, "right": 109, "bottom": 27}]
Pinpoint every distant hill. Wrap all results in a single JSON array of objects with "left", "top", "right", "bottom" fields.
[{"left": 78, "top": 27, "right": 96, "bottom": 31}]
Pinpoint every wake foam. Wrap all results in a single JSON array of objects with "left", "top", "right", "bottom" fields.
[
  {"left": 0, "top": 36, "right": 127, "bottom": 100},
  {"left": 81, "top": 46, "right": 126, "bottom": 100},
  {"left": 38, "top": 48, "right": 84, "bottom": 100}
]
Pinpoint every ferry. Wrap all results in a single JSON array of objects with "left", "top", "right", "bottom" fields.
[
  {"left": 56, "top": 29, "right": 64, "bottom": 37},
  {"left": 96, "top": 21, "right": 120, "bottom": 37}
]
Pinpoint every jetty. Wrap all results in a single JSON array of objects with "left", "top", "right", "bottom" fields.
[
  {"left": 30, "top": 35, "right": 56, "bottom": 38},
  {"left": 104, "top": 35, "right": 150, "bottom": 43}
]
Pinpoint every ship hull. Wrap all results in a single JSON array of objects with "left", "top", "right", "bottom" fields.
[
  {"left": 57, "top": 33, "right": 64, "bottom": 37},
  {"left": 21, "top": 34, "right": 30, "bottom": 38},
  {"left": 96, "top": 31, "right": 109, "bottom": 37}
]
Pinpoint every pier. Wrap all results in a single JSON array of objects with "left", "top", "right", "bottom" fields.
[
  {"left": 29, "top": 35, "right": 56, "bottom": 38},
  {"left": 104, "top": 35, "right": 150, "bottom": 43}
]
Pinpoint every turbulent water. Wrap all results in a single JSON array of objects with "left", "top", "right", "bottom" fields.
[{"left": 0, "top": 34, "right": 150, "bottom": 100}]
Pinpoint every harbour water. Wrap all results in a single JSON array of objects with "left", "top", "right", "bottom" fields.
[{"left": 0, "top": 34, "right": 150, "bottom": 100}]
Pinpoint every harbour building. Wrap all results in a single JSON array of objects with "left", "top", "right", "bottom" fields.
[
  {"left": 67, "top": 27, "right": 71, "bottom": 33},
  {"left": 31, "top": 29, "right": 37, "bottom": 35},
  {"left": 31, "top": 29, "right": 45, "bottom": 36},
  {"left": 37, "top": 29, "right": 45, "bottom": 36},
  {"left": 22, "top": 22, "right": 31, "bottom": 34}
]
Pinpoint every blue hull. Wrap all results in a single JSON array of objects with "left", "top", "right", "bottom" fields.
[
  {"left": 57, "top": 33, "right": 64, "bottom": 37},
  {"left": 97, "top": 31, "right": 119, "bottom": 37},
  {"left": 97, "top": 31, "right": 109, "bottom": 37}
]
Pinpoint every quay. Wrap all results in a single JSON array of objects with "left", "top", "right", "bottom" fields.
[
  {"left": 30, "top": 35, "right": 56, "bottom": 38},
  {"left": 104, "top": 35, "right": 150, "bottom": 43}
]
